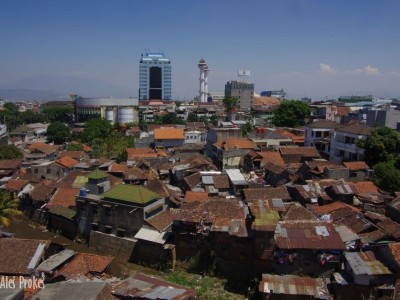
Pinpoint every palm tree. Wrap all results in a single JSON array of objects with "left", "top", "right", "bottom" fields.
[{"left": 0, "top": 191, "right": 22, "bottom": 227}]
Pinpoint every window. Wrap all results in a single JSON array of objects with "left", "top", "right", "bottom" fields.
[{"left": 46, "top": 169, "right": 51, "bottom": 174}]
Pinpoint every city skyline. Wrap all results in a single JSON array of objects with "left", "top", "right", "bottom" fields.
[{"left": 1, "top": 0, "right": 400, "bottom": 100}]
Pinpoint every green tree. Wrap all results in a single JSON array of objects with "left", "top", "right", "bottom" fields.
[
  {"left": 66, "top": 143, "right": 84, "bottom": 151},
  {"left": 42, "top": 107, "right": 74, "bottom": 123},
  {"left": 0, "top": 145, "right": 23, "bottom": 159},
  {"left": 357, "top": 127, "right": 400, "bottom": 167},
  {"left": 373, "top": 162, "right": 400, "bottom": 193},
  {"left": 47, "top": 122, "right": 70, "bottom": 144},
  {"left": 0, "top": 191, "right": 22, "bottom": 227},
  {"left": 223, "top": 97, "right": 239, "bottom": 112},
  {"left": 272, "top": 100, "right": 311, "bottom": 127},
  {"left": 82, "top": 118, "right": 112, "bottom": 143},
  {"left": 187, "top": 112, "right": 199, "bottom": 122}
]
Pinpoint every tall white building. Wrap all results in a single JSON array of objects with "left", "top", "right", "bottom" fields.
[
  {"left": 139, "top": 52, "right": 172, "bottom": 100},
  {"left": 198, "top": 58, "right": 209, "bottom": 103}
]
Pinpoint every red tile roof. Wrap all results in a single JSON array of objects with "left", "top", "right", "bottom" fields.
[
  {"left": 109, "top": 163, "right": 128, "bottom": 173},
  {"left": 214, "top": 138, "right": 257, "bottom": 150},
  {"left": 351, "top": 181, "right": 379, "bottom": 194},
  {"left": 47, "top": 188, "right": 80, "bottom": 209},
  {"left": 0, "top": 239, "right": 51, "bottom": 276},
  {"left": 56, "top": 156, "right": 79, "bottom": 168},
  {"left": 184, "top": 191, "right": 208, "bottom": 203},
  {"left": 0, "top": 159, "right": 22, "bottom": 169},
  {"left": 29, "top": 142, "right": 58, "bottom": 154},
  {"left": 145, "top": 210, "right": 174, "bottom": 231},
  {"left": 343, "top": 161, "right": 370, "bottom": 171},
  {"left": 58, "top": 150, "right": 84, "bottom": 160},
  {"left": 126, "top": 148, "right": 158, "bottom": 160},
  {"left": 53, "top": 253, "right": 114, "bottom": 280},
  {"left": 4, "top": 179, "right": 29, "bottom": 191},
  {"left": 154, "top": 128, "right": 184, "bottom": 140},
  {"left": 258, "top": 151, "right": 285, "bottom": 167},
  {"left": 279, "top": 146, "right": 320, "bottom": 157}
]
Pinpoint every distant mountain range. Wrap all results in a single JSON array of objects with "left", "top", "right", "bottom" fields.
[{"left": 0, "top": 75, "right": 136, "bottom": 101}]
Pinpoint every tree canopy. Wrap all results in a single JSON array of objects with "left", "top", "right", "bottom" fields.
[
  {"left": 82, "top": 118, "right": 112, "bottom": 143},
  {"left": 223, "top": 97, "right": 239, "bottom": 112},
  {"left": 0, "top": 191, "right": 22, "bottom": 227},
  {"left": 46, "top": 122, "right": 70, "bottom": 144},
  {"left": 357, "top": 127, "right": 400, "bottom": 167},
  {"left": 0, "top": 145, "right": 24, "bottom": 160},
  {"left": 372, "top": 162, "right": 400, "bottom": 193},
  {"left": 272, "top": 100, "right": 311, "bottom": 127}
]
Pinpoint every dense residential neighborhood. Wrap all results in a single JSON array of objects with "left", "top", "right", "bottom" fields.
[{"left": 0, "top": 95, "right": 399, "bottom": 300}]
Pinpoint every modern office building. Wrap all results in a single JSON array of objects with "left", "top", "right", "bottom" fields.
[
  {"left": 139, "top": 52, "right": 172, "bottom": 100},
  {"left": 224, "top": 80, "right": 254, "bottom": 109},
  {"left": 260, "top": 89, "right": 287, "bottom": 99}
]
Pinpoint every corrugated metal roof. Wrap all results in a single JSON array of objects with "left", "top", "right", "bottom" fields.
[
  {"left": 344, "top": 251, "right": 391, "bottom": 276},
  {"left": 36, "top": 249, "right": 75, "bottom": 272},
  {"left": 134, "top": 227, "right": 169, "bottom": 244},
  {"left": 225, "top": 169, "right": 248, "bottom": 185}
]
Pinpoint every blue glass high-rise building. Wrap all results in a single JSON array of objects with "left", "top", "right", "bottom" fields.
[{"left": 139, "top": 52, "right": 172, "bottom": 100}]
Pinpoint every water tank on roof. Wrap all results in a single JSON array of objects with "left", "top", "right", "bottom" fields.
[
  {"left": 79, "top": 188, "right": 87, "bottom": 197},
  {"left": 257, "top": 127, "right": 261, "bottom": 133}
]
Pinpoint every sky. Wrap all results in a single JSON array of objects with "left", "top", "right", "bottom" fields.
[{"left": 1, "top": 0, "right": 400, "bottom": 100}]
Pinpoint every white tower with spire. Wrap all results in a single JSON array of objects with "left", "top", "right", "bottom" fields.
[{"left": 198, "top": 58, "right": 209, "bottom": 103}]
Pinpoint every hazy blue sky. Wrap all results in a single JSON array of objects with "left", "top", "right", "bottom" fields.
[{"left": 1, "top": 0, "right": 400, "bottom": 100}]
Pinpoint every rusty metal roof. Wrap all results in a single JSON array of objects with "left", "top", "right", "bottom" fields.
[
  {"left": 274, "top": 221, "right": 345, "bottom": 250},
  {"left": 259, "top": 274, "right": 331, "bottom": 299}
]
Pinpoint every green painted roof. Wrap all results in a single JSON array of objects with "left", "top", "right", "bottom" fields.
[
  {"left": 101, "top": 184, "right": 160, "bottom": 204},
  {"left": 254, "top": 210, "right": 280, "bottom": 227},
  {"left": 48, "top": 206, "right": 76, "bottom": 219},
  {"left": 87, "top": 169, "right": 108, "bottom": 180},
  {"left": 10, "top": 124, "right": 33, "bottom": 135}
]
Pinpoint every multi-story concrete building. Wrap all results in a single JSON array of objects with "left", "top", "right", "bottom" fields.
[
  {"left": 224, "top": 80, "right": 254, "bottom": 109},
  {"left": 366, "top": 107, "right": 400, "bottom": 130},
  {"left": 304, "top": 120, "right": 341, "bottom": 158},
  {"left": 329, "top": 122, "right": 372, "bottom": 163},
  {"left": 139, "top": 52, "right": 172, "bottom": 100}
]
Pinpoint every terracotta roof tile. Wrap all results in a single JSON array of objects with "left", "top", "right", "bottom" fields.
[
  {"left": 54, "top": 170, "right": 89, "bottom": 188},
  {"left": 28, "top": 142, "right": 58, "bottom": 154},
  {"left": 336, "top": 122, "right": 372, "bottom": 136},
  {"left": 212, "top": 174, "right": 230, "bottom": 189},
  {"left": 214, "top": 138, "right": 256, "bottom": 150},
  {"left": 109, "top": 163, "right": 128, "bottom": 173},
  {"left": 244, "top": 186, "right": 291, "bottom": 202},
  {"left": 5, "top": 179, "right": 29, "bottom": 191},
  {"left": 145, "top": 210, "right": 174, "bottom": 231},
  {"left": 123, "top": 167, "right": 148, "bottom": 181},
  {"left": 184, "top": 191, "right": 208, "bottom": 203},
  {"left": 280, "top": 146, "right": 320, "bottom": 157},
  {"left": 284, "top": 203, "right": 319, "bottom": 221},
  {"left": 53, "top": 253, "right": 114, "bottom": 280},
  {"left": 351, "top": 181, "right": 379, "bottom": 194},
  {"left": 0, "top": 239, "right": 50, "bottom": 276},
  {"left": 343, "top": 161, "right": 370, "bottom": 171},
  {"left": 30, "top": 185, "right": 55, "bottom": 202},
  {"left": 259, "top": 151, "right": 285, "bottom": 167},
  {"left": 183, "top": 172, "right": 201, "bottom": 190},
  {"left": 47, "top": 188, "right": 80, "bottom": 209},
  {"left": 154, "top": 128, "right": 184, "bottom": 140},
  {"left": 126, "top": 148, "right": 157, "bottom": 160},
  {"left": 58, "top": 150, "right": 85, "bottom": 159},
  {"left": 56, "top": 156, "right": 79, "bottom": 168},
  {"left": 0, "top": 159, "right": 22, "bottom": 169}
]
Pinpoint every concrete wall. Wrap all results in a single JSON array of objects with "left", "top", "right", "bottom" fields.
[{"left": 89, "top": 230, "right": 137, "bottom": 261}]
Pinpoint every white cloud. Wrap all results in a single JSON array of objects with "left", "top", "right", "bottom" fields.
[
  {"left": 353, "top": 65, "right": 380, "bottom": 75},
  {"left": 319, "top": 63, "right": 337, "bottom": 74}
]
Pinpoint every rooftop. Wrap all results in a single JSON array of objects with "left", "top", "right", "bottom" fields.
[{"left": 101, "top": 184, "right": 160, "bottom": 204}]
